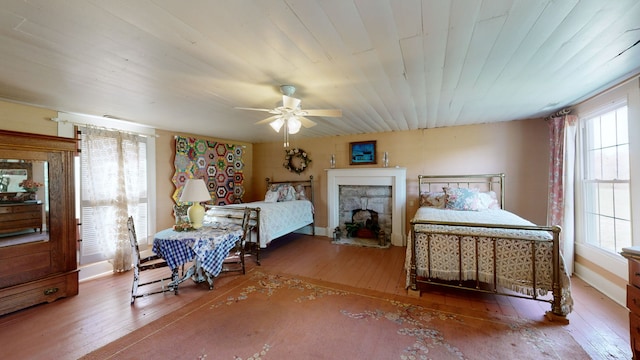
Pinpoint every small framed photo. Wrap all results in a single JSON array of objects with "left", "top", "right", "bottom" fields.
[{"left": 349, "top": 140, "right": 377, "bottom": 165}]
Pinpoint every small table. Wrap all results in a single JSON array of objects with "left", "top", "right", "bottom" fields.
[{"left": 153, "top": 222, "right": 243, "bottom": 290}]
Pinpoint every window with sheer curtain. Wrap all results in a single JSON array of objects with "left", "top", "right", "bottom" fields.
[{"left": 79, "top": 127, "right": 148, "bottom": 272}]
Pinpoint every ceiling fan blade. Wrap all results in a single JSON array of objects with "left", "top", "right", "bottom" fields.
[
  {"left": 301, "top": 109, "right": 342, "bottom": 117},
  {"left": 234, "top": 107, "right": 273, "bottom": 112},
  {"left": 298, "top": 116, "right": 317, "bottom": 128},
  {"left": 282, "top": 95, "right": 301, "bottom": 109},
  {"left": 254, "top": 115, "right": 281, "bottom": 125}
]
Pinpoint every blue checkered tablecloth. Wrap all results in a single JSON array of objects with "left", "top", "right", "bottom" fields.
[{"left": 152, "top": 222, "right": 243, "bottom": 277}]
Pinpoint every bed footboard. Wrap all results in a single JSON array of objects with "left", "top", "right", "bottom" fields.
[{"left": 408, "top": 220, "right": 570, "bottom": 320}]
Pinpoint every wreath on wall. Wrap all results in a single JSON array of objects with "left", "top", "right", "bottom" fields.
[{"left": 283, "top": 148, "right": 311, "bottom": 174}]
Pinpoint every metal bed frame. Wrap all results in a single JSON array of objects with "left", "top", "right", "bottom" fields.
[
  {"left": 407, "top": 174, "right": 567, "bottom": 320},
  {"left": 206, "top": 175, "right": 315, "bottom": 265}
]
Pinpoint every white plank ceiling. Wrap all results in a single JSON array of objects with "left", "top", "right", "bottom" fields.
[{"left": 0, "top": 0, "right": 639, "bottom": 143}]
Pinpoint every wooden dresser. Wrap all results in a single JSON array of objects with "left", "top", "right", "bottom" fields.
[
  {"left": 622, "top": 248, "right": 640, "bottom": 359},
  {"left": 0, "top": 202, "right": 43, "bottom": 234}
]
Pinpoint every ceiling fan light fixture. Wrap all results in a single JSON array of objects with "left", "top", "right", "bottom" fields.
[
  {"left": 270, "top": 118, "right": 284, "bottom": 132},
  {"left": 280, "top": 85, "right": 296, "bottom": 96},
  {"left": 287, "top": 117, "right": 302, "bottom": 134},
  {"left": 236, "top": 84, "right": 341, "bottom": 144}
]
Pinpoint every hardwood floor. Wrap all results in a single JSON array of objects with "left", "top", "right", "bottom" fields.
[{"left": 0, "top": 234, "right": 632, "bottom": 359}]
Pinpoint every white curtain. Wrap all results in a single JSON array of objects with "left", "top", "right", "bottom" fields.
[{"left": 81, "top": 127, "right": 146, "bottom": 272}]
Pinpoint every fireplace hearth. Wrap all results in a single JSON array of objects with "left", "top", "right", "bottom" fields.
[
  {"left": 326, "top": 167, "right": 407, "bottom": 247},
  {"left": 337, "top": 208, "right": 387, "bottom": 247},
  {"left": 335, "top": 184, "right": 391, "bottom": 247},
  {"left": 348, "top": 209, "right": 380, "bottom": 238}
]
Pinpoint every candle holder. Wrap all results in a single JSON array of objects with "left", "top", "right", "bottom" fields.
[
  {"left": 382, "top": 152, "right": 389, "bottom": 167},
  {"left": 330, "top": 154, "right": 336, "bottom": 168}
]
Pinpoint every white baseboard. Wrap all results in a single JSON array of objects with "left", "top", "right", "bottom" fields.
[
  {"left": 574, "top": 262, "right": 626, "bottom": 307},
  {"left": 78, "top": 260, "right": 113, "bottom": 282}
]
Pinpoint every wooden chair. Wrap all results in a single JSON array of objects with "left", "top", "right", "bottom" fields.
[
  {"left": 220, "top": 207, "right": 252, "bottom": 275},
  {"left": 128, "top": 216, "right": 175, "bottom": 304}
]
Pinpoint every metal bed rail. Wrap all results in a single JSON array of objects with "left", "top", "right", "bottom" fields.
[{"left": 409, "top": 219, "right": 564, "bottom": 318}]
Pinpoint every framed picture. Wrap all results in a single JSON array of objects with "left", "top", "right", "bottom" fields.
[{"left": 349, "top": 140, "right": 377, "bottom": 165}]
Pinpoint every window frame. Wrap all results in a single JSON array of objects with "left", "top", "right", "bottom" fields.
[
  {"left": 579, "top": 103, "right": 631, "bottom": 254},
  {"left": 54, "top": 112, "right": 157, "bottom": 266}
]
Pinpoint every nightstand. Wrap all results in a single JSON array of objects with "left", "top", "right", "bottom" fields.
[{"left": 621, "top": 247, "right": 640, "bottom": 359}]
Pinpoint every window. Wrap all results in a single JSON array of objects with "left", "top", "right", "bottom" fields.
[
  {"left": 78, "top": 128, "right": 149, "bottom": 265},
  {"left": 581, "top": 104, "right": 631, "bottom": 254}
]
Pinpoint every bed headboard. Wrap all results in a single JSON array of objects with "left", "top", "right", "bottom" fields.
[
  {"left": 417, "top": 173, "right": 505, "bottom": 209},
  {"left": 265, "top": 175, "right": 314, "bottom": 205}
]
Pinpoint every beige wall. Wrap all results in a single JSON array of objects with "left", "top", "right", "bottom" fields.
[
  {"left": 0, "top": 100, "right": 58, "bottom": 136},
  {"left": 0, "top": 99, "right": 549, "bottom": 232},
  {"left": 252, "top": 119, "right": 550, "bottom": 233},
  {"left": 0, "top": 98, "right": 550, "bottom": 233},
  {"left": 0, "top": 100, "right": 257, "bottom": 232}
]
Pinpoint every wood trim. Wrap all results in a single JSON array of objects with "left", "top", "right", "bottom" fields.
[{"left": 574, "top": 253, "right": 627, "bottom": 289}]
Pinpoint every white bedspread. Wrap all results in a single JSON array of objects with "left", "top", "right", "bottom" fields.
[
  {"left": 412, "top": 208, "right": 551, "bottom": 239},
  {"left": 227, "top": 200, "right": 314, "bottom": 248},
  {"left": 406, "top": 207, "right": 572, "bottom": 315}
]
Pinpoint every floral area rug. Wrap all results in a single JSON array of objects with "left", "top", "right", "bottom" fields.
[{"left": 81, "top": 270, "right": 589, "bottom": 360}]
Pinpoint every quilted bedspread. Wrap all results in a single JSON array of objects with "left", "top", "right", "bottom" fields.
[
  {"left": 406, "top": 207, "right": 573, "bottom": 314},
  {"left": 226, "top": 200, "right": 314, "bottom": 248}
]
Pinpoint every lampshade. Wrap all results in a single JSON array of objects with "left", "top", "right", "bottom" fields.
[
  {"left": 270, "top": 118, "right": 284, "bottom": 132},
  {"left": 287, "top": 117, "right": 302, "bottom": 134},
  {"left": 179, "top": 179, "right": 211, "bottom": 229},
  {"left": 179, "top": 179, "right": 211, "bottom": 202},
  {"left": 269, "top": 114, "right": 302, "bottom": 148}
]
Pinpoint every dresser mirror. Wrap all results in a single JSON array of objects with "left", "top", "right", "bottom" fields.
[
  {"left": 0, "top": 159, "right": 49, "bottom": 247},
  {"left": 0, "top": 162, "right": 31, "bottom": 193}
]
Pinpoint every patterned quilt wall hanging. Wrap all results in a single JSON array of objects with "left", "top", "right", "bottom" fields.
[{"left": 172, "top": 136, "right": 245, "bottom": 206}]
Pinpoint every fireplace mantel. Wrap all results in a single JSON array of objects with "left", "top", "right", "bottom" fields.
[{"left": 326, "top": 167, "right": 407, "bottom": 246}]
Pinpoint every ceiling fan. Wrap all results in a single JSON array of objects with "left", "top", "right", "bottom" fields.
[{"left": 235, "top": 85, "right": 341, "bottom": 146}]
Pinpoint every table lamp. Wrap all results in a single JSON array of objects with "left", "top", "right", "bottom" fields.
[{"left": 179, "top": 178, "right": 211, "bottom": 229}]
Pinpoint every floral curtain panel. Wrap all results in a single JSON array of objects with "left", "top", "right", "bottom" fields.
[
  {"left": 172, "top": 136, "right": 245, "bottom": 206},
  {"left": 547, "top": 115, "right": 577, "bottom": 275}
]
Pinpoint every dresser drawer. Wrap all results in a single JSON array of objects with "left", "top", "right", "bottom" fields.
[
  {"left": 629, "top": 259, "right": 640, "bottom": 289},
  {"left": 0, "top": 271, "right": 78, "bottom": 316},
  {"left": 630, "top": 312, "right": 640, "bottom": 356},
  {"left": 0, "top": 203, "right": 43, "bottom": 234},
  {"left": 628, "top": 285, "right": 640, "bottom": 314}
]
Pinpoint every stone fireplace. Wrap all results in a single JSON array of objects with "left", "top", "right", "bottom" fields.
[
  {"left": 337, "top": 185, "right": 391, "bottom": 246},
  {"left": 326, "top": 167, "right": 407, "bottom": 246}
]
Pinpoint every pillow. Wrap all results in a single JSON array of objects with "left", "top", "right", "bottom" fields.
[
  {"left": 282, "top": 185, "right": 297, "bottom": 201},
  {"left": 295, "top": 184, "right": 307, "bottom": 200},
  {"left": 478, "top": 191, "right": 500, "bottom": 209},
  {"left": 444, "top": 187, "right": 483, "bottom": 211},
  {"left": 419, "top": 191, "right": 445, "bottom": 208},
  {"left": 264, "top": 189, "right": 279, "bottom": 203},
  {"left": 272, "top": 184, "right": 297, "bottom": 202}
]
